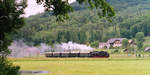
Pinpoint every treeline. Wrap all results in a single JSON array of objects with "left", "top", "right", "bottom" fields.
[
  {"left": 15, "top": 10, "right": 110, "bottom": 45},
  {"left": 14, "top": 0, "right": 150, "bottom": 45},
  {"left": 120, "top": 14, "right": 150, "bottom": 38}
]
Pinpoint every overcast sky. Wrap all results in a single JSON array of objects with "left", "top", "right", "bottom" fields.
[{"left": 24, "top": 0, "right": 76, "bottom": 17}]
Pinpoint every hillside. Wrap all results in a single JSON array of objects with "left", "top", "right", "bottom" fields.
[{"left": 14, "top": 0, "right": 150, "bottom": 45}]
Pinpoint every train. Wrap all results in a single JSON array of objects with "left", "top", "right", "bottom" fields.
[{"left": 45, "top": 51, "right": 109, "bottom": 58}]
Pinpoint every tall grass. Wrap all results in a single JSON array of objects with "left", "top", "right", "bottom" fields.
[{"left": 13, "top": 58, "right": 150, "bottom": 75}]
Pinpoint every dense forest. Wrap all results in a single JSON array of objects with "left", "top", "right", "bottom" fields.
[{"left": 14, "top": 0, "right": 150, "bottom": 45}]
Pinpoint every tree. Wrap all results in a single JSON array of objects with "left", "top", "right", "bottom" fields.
[
  {"left": 122, "top": 39, "right": 128, "bottom": 49},
  {"left": 120, "top": 29, "right": 131, "bottom": 39},
  {"left": 0, "top": 0, "right": 27, "bottom": 75},
  {"left": 0, "top": 57, "right": 20, "bottom": 75},
  {"left": 135, "top": 32, "right": 145, "bottom": 50},
  {"left": 36, "top": 0, "right": 115, "bottom": 21},
  {"left": 0, "top": 0, "right": 27, "bottom": 56}
]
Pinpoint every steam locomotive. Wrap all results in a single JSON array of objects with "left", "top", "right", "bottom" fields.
[{"left": 45, "top": 51, "right": 109, "bottom": 58}]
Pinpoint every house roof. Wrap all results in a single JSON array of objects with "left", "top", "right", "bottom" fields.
[
  {"left": 99, "top": 42, "right": 107, "bottom": 45},
  {"left": 107, "top": 38, "right": 126, "bottom": 44},
  {"left": 144, "top": 47, "right": 150, "bottom": 52}
]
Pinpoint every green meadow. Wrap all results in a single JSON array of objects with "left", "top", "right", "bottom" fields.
[{"left": 12, "top": 58, "right": 150, "bottom": 75}]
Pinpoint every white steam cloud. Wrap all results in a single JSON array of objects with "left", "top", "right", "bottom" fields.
[
  {"left": 52, "top": 42, "right": 93, "bottom": 52},
  {"left": 8, "top": 40, "right": 93, "bottom": 57}
]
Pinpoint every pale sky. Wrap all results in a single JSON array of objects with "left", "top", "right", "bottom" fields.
[{"left": 24, "top": 0, "right": 76, "bottom": 17}]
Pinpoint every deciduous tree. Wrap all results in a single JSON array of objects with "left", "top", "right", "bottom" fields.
[
  {"left": 0, "top": 0, "right": 27, "bottom": 75},
  {"left": 36, "top": 0, "right": 115, "bottom": 21},
  {"left": 135, "top": 32, "right": 145, "bottom": 50}
]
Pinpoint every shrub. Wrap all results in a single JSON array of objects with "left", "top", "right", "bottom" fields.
[
  {"left": 90, "top": 41, "right": 99, "bottom": 48},
  {"left": 0, "top": 57, "right": 20, "bottom": 75}
]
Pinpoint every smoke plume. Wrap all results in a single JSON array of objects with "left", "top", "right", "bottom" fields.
[{"left": 8, "top": 41, "right": 93, "bottom": 57}]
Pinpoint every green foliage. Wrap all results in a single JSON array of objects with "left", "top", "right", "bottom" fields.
[
  {"left": 0, "top": 57, "right": 20, "bottom": 75},
  {"left": 120, "top": 29, "right": 131, "bottom": 39},
  {"left": 36, "top": 0, "right": 115, "bottom": 21},
  {"left": 136, "top": 32, "right": 145, "bottom": 42},
  {"left": 128, "top": 46, "right": 135, "bottom": 53},
  {"left": 120, "top": 14, "right": 150, "bottom": 38},
  {"left": 0, "top": 0, "right": 27, "bottom": 55},
  {"left": 109, "top": 49, "right": 120, "bottom": 54},
  {"left": 15, "top": 9, "right": 109, "bottom": 45},
  {"left": 136, "top": 32, "right": 145, "bottom": 50},
  {"left": 14, "top": 0, "right": 150, "bottom": 46},
  {"left": 122, "top": 39, "right": 129, "bottom": 48},
  {"left": 90, "top": 41, "right": 99, "bottom": 48},
  {"left": 0, "top": 0, "right": 26, "bottom": 75},
  {"left": 143, "top": 36, "right": 150, "bottom": 47}
]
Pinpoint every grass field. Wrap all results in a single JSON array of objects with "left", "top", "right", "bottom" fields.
[
  {"left": 144, "top": 36, "right": 150, "bottom": 47},
  {"left": 12, "top": 58, "right": 150, "bottom": 75}
]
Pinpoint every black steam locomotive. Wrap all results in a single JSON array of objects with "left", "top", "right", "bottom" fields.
[{"left": 45, "top": 51, "right": 109, "bottom": 58}]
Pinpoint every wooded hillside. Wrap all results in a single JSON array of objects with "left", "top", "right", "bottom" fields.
[{"left": 14, "top": 0, "right": 150, "bottom": 45}]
